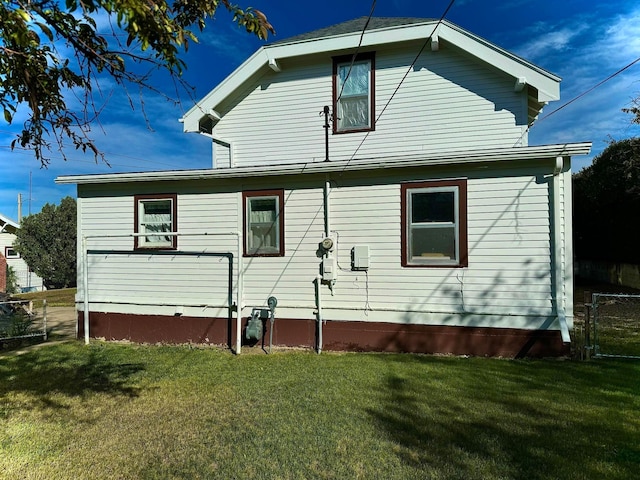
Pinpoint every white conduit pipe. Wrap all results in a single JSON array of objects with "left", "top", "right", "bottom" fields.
[
  {"left": 236, "top": 233, "right": 244, "bottom": 355},
  {"left": 316, "top": 275, "right": 323, "bottom": 354},
  {"left": 81, "top": 231, "right": 242, "bottom": 348}
]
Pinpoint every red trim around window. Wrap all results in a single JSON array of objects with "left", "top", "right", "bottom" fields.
[
  {"left": 401, "top": 179, "right": 468, "bottom": 268},
  {"left": 133, "top": 193, "right": 178, "bottom": 250},
  {"left": 243, "top": 189, "right": 285, "bottom": 257},
  {"left": 332, "top": 51, "right": 376, "bottom": 134}
]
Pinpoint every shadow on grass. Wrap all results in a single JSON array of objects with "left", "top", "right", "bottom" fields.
[
  {"left": 0, "top": 345, "right": 143, "bottom": 416},
  {"left": 367, "top": 356, "right": 640, "bottom": 479}
]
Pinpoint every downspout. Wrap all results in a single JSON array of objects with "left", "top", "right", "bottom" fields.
[
  {"left": 553, "top": 156, "right": 571, "bottom": 344},
  {"left": 82, "top": 235, "right": 90, "bottom": 345},
  {"left": 200, "top": 132, "right": 233, "bottom": 168},
  {"left": 213, "top": 138, "right": 234, "bottom": 168}
]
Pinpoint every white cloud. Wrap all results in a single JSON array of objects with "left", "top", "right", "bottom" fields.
[{"left": 516, "top": 25, "right": 586, "bottom": 61}]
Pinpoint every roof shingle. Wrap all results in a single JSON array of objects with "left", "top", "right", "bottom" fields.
[{"left": 269, "top": 16, "right": 434, "bottom": 45}]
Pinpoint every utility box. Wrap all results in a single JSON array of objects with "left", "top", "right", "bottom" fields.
[
  {"left": 351, "top": 245, "right": 370, "bottom": 270},
  {"left": 322, "top": 257, "right": 337, "bottom": 281}
]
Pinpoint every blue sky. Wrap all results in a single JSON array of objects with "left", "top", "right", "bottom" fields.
[{"left": 1, "top": 0, "right": 639, "bottom": 220}]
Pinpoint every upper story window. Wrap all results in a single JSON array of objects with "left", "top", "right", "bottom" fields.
[
  {"left": 243, "top": 190, "right": 284, "bottom": 257},
  {"left": 333, "top": 52, "right": 375, "bottom": 133},
  {"left": 134, "top": 194, "right": 177, "bottom": 250},
  {"left": 4, "top": 246, "right": 19, "bottom": 259},
  {"left": 401, "top": 179, "right": 468, "bottom": 268}
]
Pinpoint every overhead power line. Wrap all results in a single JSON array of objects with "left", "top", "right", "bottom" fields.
[
  {"left": 513, "top": 54, "right": 640, "bottom": 147},
  {"left": 336, "top": 0, "right": 377, "bottom": 105},
  {"left": 345, "top": 0, "right": 456, "bottom": 164}
]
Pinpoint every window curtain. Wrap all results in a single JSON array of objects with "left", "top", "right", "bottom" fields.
[
  {"left": 338, "top": 62, "right": 369, "bottom": 129},
  {"left": 143, "top": 211, "right": 171, "bottom": 244}
]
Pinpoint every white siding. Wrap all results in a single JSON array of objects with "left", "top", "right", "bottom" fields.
[
  {"left": 77, "top": 162, "right": 558, "bottom": 330},
  {"left": 1, "top": 232, "right": 44, "bottom": 292},
  {"left": 77, "top": 190, "right": 241, "bottom": 318},
  {"left": 212, "top": 43, "right": 527, "bottom": 169}
]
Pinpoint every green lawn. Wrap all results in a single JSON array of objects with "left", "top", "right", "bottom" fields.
[
  {"left": 14, "top": 288, "right": 77, "bottom": 307},
  {"left": 1, "top": 343, "right": 638, "bottom": 480}
]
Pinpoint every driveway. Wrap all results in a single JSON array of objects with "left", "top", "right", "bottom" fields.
[{"left": 45, "top": 306, "right": 77, "bottom": 339}]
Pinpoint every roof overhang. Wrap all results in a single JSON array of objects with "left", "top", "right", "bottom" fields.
[
  {"left": 181, "top": 19, "right": 561, "bottom": 133},
  {"left": 0, "top": 213, "right": 18, "bottom": 233},
  {"left": 56, "top": 143, "right": 591, "bottom": 186}
]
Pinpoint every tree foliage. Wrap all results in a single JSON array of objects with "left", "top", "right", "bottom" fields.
[
  {"left": 0, "top": 0, "right": 274, "bottom": 165},
  {"left": 13, "top": 196, "right": 77, "bottom": 289},
  {"left": 573, "top": 137, "right": 640, "bottom": 263},
  {"left": 622, "top": 97, "right": 640, "bottom": 125}
]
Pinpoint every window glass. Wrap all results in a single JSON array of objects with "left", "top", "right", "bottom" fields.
[
  {"left": 411, "top": 191, "right": 455, "bottom": 223},
  {"left": 402, "top": 180, "right": 467, "bottom": 267},
  {"left": 135, "top": 195, "right": 176, "bottom": 249},
  {"left": 248, "top": 197, "right": 278, "bottom": 253},
  {"left": 333, "top": 53, "right": 374, "bottom": 132},
  {"left": 244, "top": 190, "right": 284, "bottom": 256},
  {"left": 5, "top": 246, "right": 19, "bottom": 259}
]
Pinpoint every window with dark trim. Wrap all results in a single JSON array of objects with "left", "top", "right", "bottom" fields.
[
  {"left": 4, "top": 246, "right": 19, "bottom": 259},
  {"left": 332, "top": 52, "right": 375, "bottom": 133},
  {"left": 401, "top": 179, "right": 468, "bottom": 267},
  {"left": 243, "top": 189, "right": 284, "bottom": 257},
  {"left": 134, "top": 194, "right": 177, "bottom": 250}
]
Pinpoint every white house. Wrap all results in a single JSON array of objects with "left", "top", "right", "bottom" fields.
[
  {"left": 0, "top": 213, "right": 44, "bottom": 292},
  {"left": 56, "top": 17, "right": 591, "bottom": 356}
]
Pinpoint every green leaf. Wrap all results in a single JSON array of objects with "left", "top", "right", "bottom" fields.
[{"left": 35, "top": 22, "right": 54, "bottom": 42}]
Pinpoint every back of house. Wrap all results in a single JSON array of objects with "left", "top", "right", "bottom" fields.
[{"left": 57, "top": 18, "right": 591, "bottom": 356}]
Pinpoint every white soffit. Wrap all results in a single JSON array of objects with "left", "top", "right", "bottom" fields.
[{"left": 181, "top": 19, "right": 561, "bottom": 133}]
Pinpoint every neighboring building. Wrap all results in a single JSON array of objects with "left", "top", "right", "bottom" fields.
[
  {"left": 0, "top": 213, "right": 44, "bottom": 292},
  {"left": 57, "top": 18, "right": 591, "bottom": 356}
]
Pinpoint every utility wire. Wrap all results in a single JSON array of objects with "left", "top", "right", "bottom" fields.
[
  {"left": 514, "top": 55, "right": 640, "bottom": 147},
  {"left": 335, "top": 0, "right": 377, "bottom": 105},
  {"left": 344, "top": 0, "right": 456, "bottom": 164}
]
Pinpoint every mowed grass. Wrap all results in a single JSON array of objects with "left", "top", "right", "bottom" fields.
[
  {"left": 1, "top": 343, "right": 639, "bottom": 480},
  {"left": 14, "top": 288, "right": 77, "bottom": 307}
]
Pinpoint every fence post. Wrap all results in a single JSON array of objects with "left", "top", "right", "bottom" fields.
[
  {"left": 584, "top": 290, "right": 592, "bottom": 360},
  {"left": 43, "top": 299, "right": 47, "bottom": 341}
]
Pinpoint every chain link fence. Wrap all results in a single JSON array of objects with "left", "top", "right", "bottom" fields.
[
  {"left": 0, "top": 299, "right": 47, "bottom": 345},
  {"left": 576, "top": 292, "right": 640, "bottom": 359}
]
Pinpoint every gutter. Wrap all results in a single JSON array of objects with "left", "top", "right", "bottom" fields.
[{"left": 56, "top": 143, "right": 592, "bottom": 185}]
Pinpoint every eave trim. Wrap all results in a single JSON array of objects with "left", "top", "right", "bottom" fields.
[{"left": 56, "top": 143, "right": 592, "bottom": 185}]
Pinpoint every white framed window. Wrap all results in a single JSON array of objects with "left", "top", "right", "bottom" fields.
[
  {"left": 333, "top": 52, "right": 375, "bottom": 133},
  {"left": 4, "top": 246, "right": 19, "bottom": 259},
  {"left": 243, "top": 190, "right": 284, "bottom": 257},
  {"left": 134, "top": 194, "right": 177, "bottom": 250},
  {"left": 401, "top": 180, "right": 468, "bottom": 267}
]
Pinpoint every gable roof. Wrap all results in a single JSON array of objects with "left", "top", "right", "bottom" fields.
[
  {"left": 270, "top": 17, "right": 435, "bottom": 44},
  {"left": 0, "top": 213, "right": 18, "bottom": 234},
  {"left": 181, "top": 17, "right": 560, "bottom": 133}
]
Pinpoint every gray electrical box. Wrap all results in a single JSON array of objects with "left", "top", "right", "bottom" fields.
[{"left": 351, "top": 245, "right": 370, "bottom": 270}]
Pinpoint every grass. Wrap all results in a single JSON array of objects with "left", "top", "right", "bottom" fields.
[
  {"left": 14, "top": 288, "right": 76, "bottom": 307},
  {"left": 1, "top": 343, "right": 639, "bottom": 479}
]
